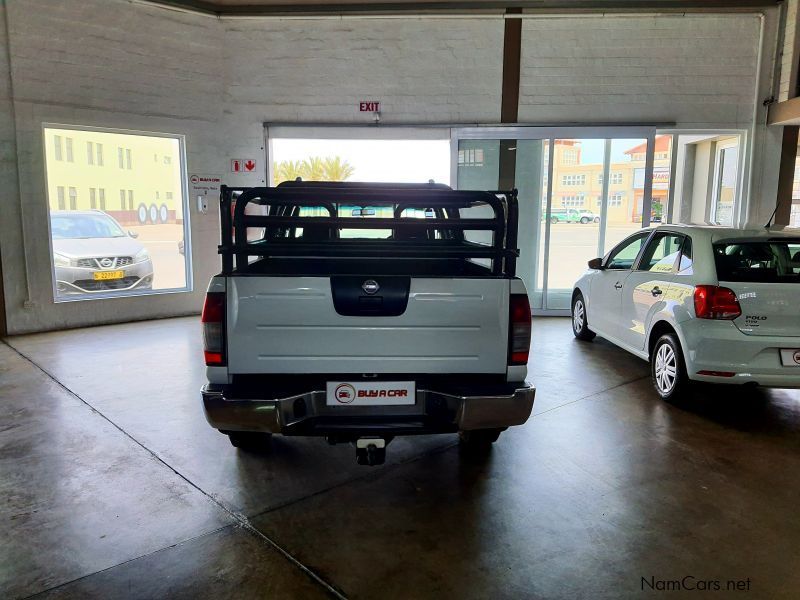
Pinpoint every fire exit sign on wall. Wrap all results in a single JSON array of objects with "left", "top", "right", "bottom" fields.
[{"left": 359, "top": 101, "right": 380, "bottom": 112}]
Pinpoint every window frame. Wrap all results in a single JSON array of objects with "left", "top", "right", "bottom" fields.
[
  {"left": 604, "top": 230, "right": 653, "bottom": 271},
  {"left": 634, "top": 231, "right": 686, "bottom": 274},
  {"left": 42, "top": 123, "right": 193, "bottom": 303},
  {"left": 676, "top": 235, "right": 693, "bottom": 275},
  {"left": 710, "top": 141, "right": 739, "bottom": 226}
]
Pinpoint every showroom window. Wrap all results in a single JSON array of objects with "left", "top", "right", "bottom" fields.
[
  {"left": 43, "top": 125, "right": 191, "bottom": 301},
  {"left": 711, "top": 144, "right": 738, "bottom": 226},
  {"left": 657, "top": 131, "right": 744, "bottom": 226}
]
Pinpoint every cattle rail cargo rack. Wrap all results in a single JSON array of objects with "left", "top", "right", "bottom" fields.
[{"left": 217, "top": 181, "right": 520, "bottom": 277}]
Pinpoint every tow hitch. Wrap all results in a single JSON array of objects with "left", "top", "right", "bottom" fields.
[
  {"left": 356, "top": 437, "right": 387, "bottom": 466},
  {"left": 324, "top": 435, "right": 392, "bottom": 465}
]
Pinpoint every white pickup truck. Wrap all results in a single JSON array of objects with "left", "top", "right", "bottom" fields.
[{"left": 201, "top": 181, "right": 535, "bottom": 465}]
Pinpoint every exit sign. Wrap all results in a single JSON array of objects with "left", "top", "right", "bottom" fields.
[{"left": 359, "top": 101, "right": 380, "bottom": 112}]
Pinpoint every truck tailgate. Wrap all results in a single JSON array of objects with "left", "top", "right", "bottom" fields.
[{"left": 226, "top": 276, "right": 510, "bottom": 374}]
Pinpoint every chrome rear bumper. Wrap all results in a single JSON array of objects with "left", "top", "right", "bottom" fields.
[{"left": 202, "top": 383, "right": 535, "bottom": 435}]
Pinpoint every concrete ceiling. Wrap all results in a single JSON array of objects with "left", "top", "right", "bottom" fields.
[{"left": 149, "top": 0, "right": 780, "bottom": 16}]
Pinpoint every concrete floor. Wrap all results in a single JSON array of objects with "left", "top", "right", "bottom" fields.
[{"left": 2, "top": 317, "right": 800, "bottom": 599}]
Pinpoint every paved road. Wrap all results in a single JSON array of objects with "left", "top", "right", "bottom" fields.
[
  {"left": 539, "top": 222, "right": 642, "bottom": 291},
  {"left": 129, "top": 224, "right": 186, "bottom": 290}
]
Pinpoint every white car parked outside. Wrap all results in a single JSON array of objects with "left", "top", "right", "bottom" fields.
[{"left": 571, "top": 225, "right": 800, "bottom": 400}]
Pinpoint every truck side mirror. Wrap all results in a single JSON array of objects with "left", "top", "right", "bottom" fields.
[{"left": 588, "top": 257, "right": 603, "bottom": 270}]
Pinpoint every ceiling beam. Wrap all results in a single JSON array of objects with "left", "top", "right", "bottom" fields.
[
  {"left": 769, "top": 97, "right": 800, "bottom": 126},
  {"left": 138, "top": 0, "right": 780, "bottom": 18}
]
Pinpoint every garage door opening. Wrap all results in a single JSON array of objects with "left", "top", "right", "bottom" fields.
[
  {"left": 268, "top": 129, "right": 451, "bottom": 187},
  {"left": 43, "top": 125, "right": 191, "bottom": 301}
]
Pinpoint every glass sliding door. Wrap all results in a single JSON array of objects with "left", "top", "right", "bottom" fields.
[
  {"left": 455, "top": 137, "right": 548, "bottom": 308},
  {"left": 602, "top": 137, "right": 651, "bottom": 253},
  {"left": 454, "top": 127, "right": 655, "bottom": 314},
  {"left": 543, "top": 139, "right": 605, "bottom": 310}
]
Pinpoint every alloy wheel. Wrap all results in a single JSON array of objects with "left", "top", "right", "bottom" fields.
[
  {"left": 573, "top": 299, "right": 585, "bottom": 333},
  {"left": 654, "top": 343, "right": 677, "bottom": 395}
]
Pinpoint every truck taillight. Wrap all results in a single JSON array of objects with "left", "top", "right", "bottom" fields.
[
  {"left": 693, "top": 285, "right": 741, "bottom": 320},
  {"left": 509, "top": 294, "right": 532, "bottom": 365},
  {"left": 202, "top": 292, "right": 226, "bottom": 366}
]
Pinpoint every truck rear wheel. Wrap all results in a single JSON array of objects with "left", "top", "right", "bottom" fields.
[
  {"left": 224, "top": 431, "right": 272, "bottom": 451},
  {"left": 459, "top": 428, "right": 503, "bottom": 450}
]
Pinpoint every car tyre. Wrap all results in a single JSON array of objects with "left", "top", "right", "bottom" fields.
[
  {"left": 594, "top": 216, "right": 600, "bottom": 223},
  {"left": 580, "top": 217, "right": 590, "bottom": 224},
  {"left": 651, "top": 334, "right": 690, "bottom": 401},
  {"left": 550, "top": 217, "right": 559, "bottom": 225},
  {"left": 571, "top": 292, "right": 596, "bottom": 341},
  {"left": 459, "top": 428, "right": 502, "bottom": 451},
  {"left": 225, "top": 431, "right": 272, "bottom": 452}
]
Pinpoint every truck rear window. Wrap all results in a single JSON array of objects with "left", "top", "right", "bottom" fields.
[
  {"left": 713, "top": 240, "right": 800, "bottom": 283},
  {"left": 296, "top": 205, "right": 442, "bottom": 240}
]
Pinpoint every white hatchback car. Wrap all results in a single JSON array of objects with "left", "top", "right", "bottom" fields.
[{"left": 571, "top": 225, "right": 800, "bottom": 400}]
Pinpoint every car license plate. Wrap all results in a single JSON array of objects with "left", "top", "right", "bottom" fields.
[
  {"left": 780, "top": 349, "right": 800, "bottom": 367},
  {"left": 326, "top": 381, "right": 415, "bottom": 406},
  {"left": 93, "top": 270, "right": 124, "bottom": 281}
]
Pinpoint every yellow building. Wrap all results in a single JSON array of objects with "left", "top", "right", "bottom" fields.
[
  {"left": 549, "top": 137, "right": 672, "bottom": 224},
  {"left": 43, "top": 128, "right": 183, "bottom": 226}
]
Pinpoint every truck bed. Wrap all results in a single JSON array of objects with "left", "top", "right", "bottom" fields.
[
  {"left": 224, "top": 274, "right": 512, "bottom": 375},
  {"left": 238, "top": 256, "right": 498, "bottom": 277}
]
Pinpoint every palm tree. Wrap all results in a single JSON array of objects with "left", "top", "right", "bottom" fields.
[
  {"left": 300, "top": 157, "right": 326, "bottom": 181},
  {"left": 273, "top": 155, "right": 355, "bottom": 184},
  {"left": 272, "top": 160, "right": 304, "bottom": 185},
  {"left": 322, "top": 156, "right": 355, "bottom": 182}
]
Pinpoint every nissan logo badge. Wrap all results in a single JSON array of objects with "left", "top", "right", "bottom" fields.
[
  {"left": 99, "top": 258, "right": 113, "bottom": 268},
  {"left": 362, "top": 280, "right": 380, "bottom": 295}
]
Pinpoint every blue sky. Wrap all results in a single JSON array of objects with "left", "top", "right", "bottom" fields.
[{"left": 572, "top": 139, "right": 644, "bottom": 165}]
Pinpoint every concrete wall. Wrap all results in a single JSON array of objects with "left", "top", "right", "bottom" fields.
[
  {"left": 779, "top": 0, "right": 798, "bottom": 102},
  {"left": 519, "top": 15, "right": 761, "bottom": 127},
  {"left": 2, "top": 0, "right": 226, "bottom": 334},
  {"left": 0, "top": 3, "right": 19, "bottom": 336},
  {"left": 0, "top": 1, "right": 785, "bottom": 333},
  {"left": 0, "top": 1, "right": 502, "bottom": 334}
]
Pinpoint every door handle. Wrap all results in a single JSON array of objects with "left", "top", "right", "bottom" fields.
[
  {"left": 651, "top": 287, "right": 663, "bottom": 297},
  {"left": 614, "top": 282, "right": 623, "bottom": 290}
]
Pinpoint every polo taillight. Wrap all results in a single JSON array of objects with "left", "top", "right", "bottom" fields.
[
  {"left": 202, "top": 292, "right": 226, "bottom": 366},
  {"left": 509, "top": 294, "right": 532, "bottom": 365},
  {"left": 693, "top": 285, "right": 741, "bottom": 320}
]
